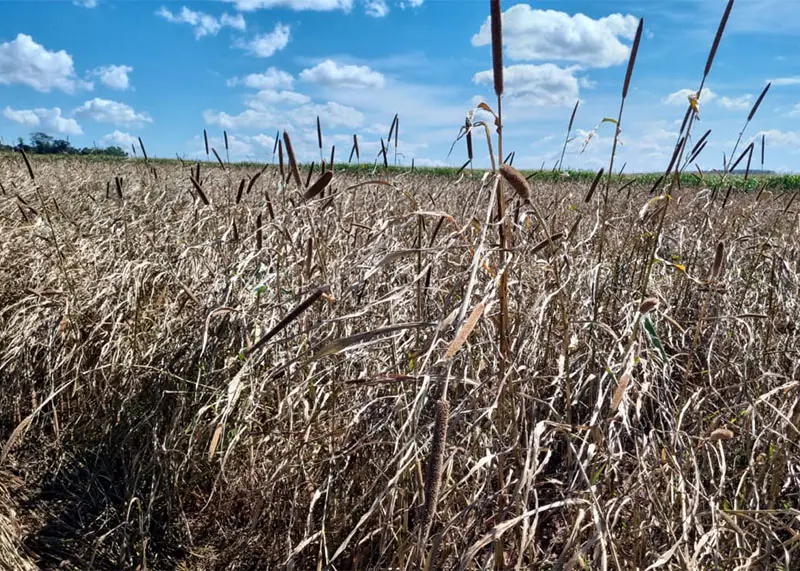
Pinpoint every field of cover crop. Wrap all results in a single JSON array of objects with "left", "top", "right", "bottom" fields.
[{"left": 1, "top": 0, "right": 799, "bottom": 569}]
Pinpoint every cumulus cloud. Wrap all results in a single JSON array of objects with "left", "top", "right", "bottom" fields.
[
  {"left": 90, "top": 64, "right": 133, "bottom": 90},
  {"left": 365, "top": 0, "right": 389, "bottom": 17},
  {"left": 204, "top": 109, "right": 279, "bottom": 130},
  {"left": 472, "top": 6, "right": 639, "bottom": 68},
  {"left": 291, "top": 102, "right": 364, "bottom": 128},
  {"left": 3, "top": 106, "right": 82, "bottom": 135},
  {"left": 73, "top": 98, "right": 152, "bottom": 126},
  {"left": 204, "top": 101, "right": 363, "bottom": 131},
  {"left": 0, "top": 34, "right": 92, "bottom": 93},
  {"left": 251, "top": 133, "right": 276, "bottom": 148},
  {"left": 156, "top": 6, "right": 246, "bottom": 39},
  {"left": 246, "top": 89, "right": 311, "bottom": 108},
  {"left": 663, "top": 88, "right": 716, "bottom": 106},
  {"left": 239, "top": 23, "right": 291, "bottom": 57},
  {"left": 222, "top": 0, "right": 353, "bottom": 11},
  {"left": 227, "top": 67, "right": 294, "bottom": 89},
  {"left": 74, "top": 0, "right": 98, "bottom": 7},
  {"left": 473, "top": 64, "right": 579, "bottom": 106},
  {"left": 718, "top": 95, "right": 752, "bottom": 111},
  {"left": 101, "top": 130, "right": 139, "bottom": 149},
  {"left": 755, "top": 129, "right": 800, "bottom": 147},
  {"left": 300, "top": 60, "right": 385, "bottom": 89}
]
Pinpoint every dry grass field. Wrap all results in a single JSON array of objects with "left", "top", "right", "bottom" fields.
[{"left": 1, "top": 0, "right": 799, "bottom": 569}]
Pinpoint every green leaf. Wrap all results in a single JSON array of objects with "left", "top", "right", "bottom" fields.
[{"left": 644, "top": 317, "right": 668, "bottom": 362}]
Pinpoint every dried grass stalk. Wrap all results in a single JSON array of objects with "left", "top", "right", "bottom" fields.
[{"left": 283, "top": 131, "right": 302, "bottom": 189}]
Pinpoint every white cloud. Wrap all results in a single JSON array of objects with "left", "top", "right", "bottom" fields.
[
  {"left": 204, "top": 101, "right": 363, "bottom": 131},
  {"left": 718, "top": 94, "right": 752, "bottom": 111},
  {"left": 156, "top": 6, "right": 246, "bottom": 39},
  {"left": 74, "top": 0, "right": 98, "bottom": 7},
  {"left": 649, "top": 127, "right": 679, "bottom": 141},
  {"left": 3, "top": 106, "right": 82, "bottom": 135},
  {"left": 300, "top": 59, "right": 385, "bottom": 89},
  {"left": 246, "top": 89, "right": 311, "bottom": 108},
  {"left": 101, "top": 130, "right": 138, "bottom": 149},
  {"left": 756, "top": 129, "right": 800, "bottom": 148},
  {"left": 292, "top": 102, "right": 364, "bottom": 128},
  {"left": 472, "top": 6, "right": 639, "bottom": 68},
  {"left": 473, "top": 64, "right": 579, "bottom": 106},
  {"left": 73, "top": 98, "right": 153, "bottom": 126},
  {"left": 365, "top": 0, "right": 389, "bottom": 17},
  {"left": 239, "top": 23, "right": 291, "bottom": 57},
  {"left": 0, "top": 34, "right": 92, "bottom": 93},
  {"left": 204, "top": 109, "right": 279, "bottom": 130},
  {"left": 188, "top": 132, "right": 282, "bottom": 161},
  {"left": 90, "top": 64, "right": 133, "bottom": 90},
  {"left": 663, "top": 88, "right": 716, "bottom": 106},
  {"left": 769, "top": 77, "right": 800, "bottom": 87},
  {"left": 189, "top": 133, "right": 255, "bottom": 159},
  {"left": 251, "top": 133, "right": 276, "bottom": 148},
  {"left": 227, "top": 67, "right": 294, "bottom": 89},
  {"left": 400, "top": 0, "right": 423, "bottom": 7},
  {"left": 223, "top": 0, "right": 353, "bottom": 11}
]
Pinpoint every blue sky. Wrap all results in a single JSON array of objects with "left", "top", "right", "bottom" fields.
[{"left": 2, "top": 0, "right": 800, "bottom": 172}]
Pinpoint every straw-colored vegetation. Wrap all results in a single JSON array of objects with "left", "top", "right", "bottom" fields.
[{"left": 1, "top": 0, "right": 799, "bottom": 569}]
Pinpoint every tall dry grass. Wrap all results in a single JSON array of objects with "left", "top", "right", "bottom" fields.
[{"left": 1, "top": 0, "right": 799, "bottom": 569}]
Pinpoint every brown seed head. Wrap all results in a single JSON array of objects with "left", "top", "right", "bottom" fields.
[
  {"left": 421, "top": 399, "right": 449, "bottom": 537},
  {"left": 499, "top": 163, "right": 531, "bottom": 203},
  {"left": 490, "top": 0, "right": 503, "bottom": 98},
  {"left": 712, "top": 241, "right": 725, "bottom": 279},
  {"left": 710, "top": 427, "right": 734, "bottom": 442},
  {"left": 638, "top": 297, "right": 659, "bottom": 314}
]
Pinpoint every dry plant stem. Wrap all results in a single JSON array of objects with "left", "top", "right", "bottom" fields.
[
  {"left": 642, "top": 1, "right": 732, "bottom": 299},
  {"left": 558, "top": 100, "right": 579, "bottom": 172},
  {"left": 725, "top": 82, "right": 770, "bottom": 175},
  {"left": 595, "top": 18, "right": 642, "bottom": 322},
  {"left": 490, "top": 1, "right": 511, "bottom": 565}
]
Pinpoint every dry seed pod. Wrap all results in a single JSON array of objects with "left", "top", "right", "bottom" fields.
[
  {"left": 709, "top": 428, "right": 734, "bottom": 442},
  {"left": 499, "top": 164, "right": 531, "bottom": 203},
  {"left": 421, "top": 399, "right": 449, "bottom": 538},
  {"left": 712, "top": 241, "right": 725, "bottom": 279},
  {"left": 304, "top": 171, "right": 334, "bottom": 201},
  {"left": 638, "top": 297, "right": 659, "bottom": 314},
  {"left": 490, "top": 0, "right": 503, "bottom": 98}
]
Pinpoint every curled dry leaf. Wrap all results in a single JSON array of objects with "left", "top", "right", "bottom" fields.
[{"left": 443, "top": 302, "right": 486, "bottom": 361}]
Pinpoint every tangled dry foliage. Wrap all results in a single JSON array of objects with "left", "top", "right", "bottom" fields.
[
  {"left": 0, "top": 151, "right": 799, "bottom": 571},
  {"left": 2, "top": 1, "right": 800, "bottom": 569}
]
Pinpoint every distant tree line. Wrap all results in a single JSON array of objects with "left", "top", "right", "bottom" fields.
[{"left": 0, "top": 132, "right": 128, "bottom": 157}]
